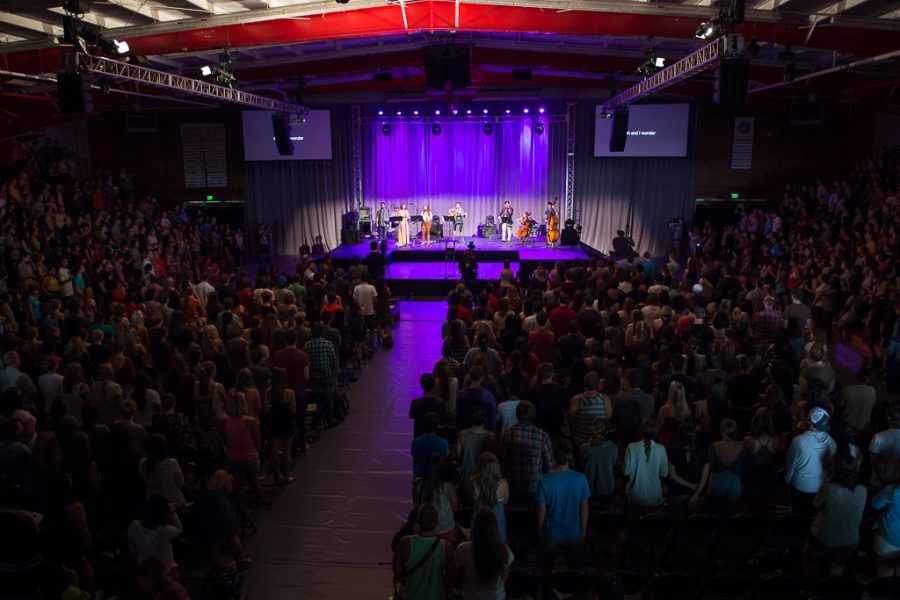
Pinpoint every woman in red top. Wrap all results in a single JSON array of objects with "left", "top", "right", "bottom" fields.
[{"left": 224, "top": 392, "right": 262, "bottom": 514}]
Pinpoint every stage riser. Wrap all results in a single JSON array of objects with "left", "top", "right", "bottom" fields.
[{"left": 388, "top": 249, "right": 520, "bottom": 263}]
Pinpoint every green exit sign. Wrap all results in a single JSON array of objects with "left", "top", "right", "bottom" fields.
[
  {"left": 206, "top": 195, "right": 215, "bottom": 201},
  {"left": 730, "top": 193, "right": 740, "bottom": 200}
]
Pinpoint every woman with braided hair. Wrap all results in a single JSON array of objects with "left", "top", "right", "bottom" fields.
[{"left": 623, "top": 423, "right": 669, "bottom": 511}]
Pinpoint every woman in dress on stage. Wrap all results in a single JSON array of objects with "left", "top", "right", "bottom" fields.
[
  {"left": 397, "top": 202, "right": 410, "bottom": 248},
  {"left": 421, "top": 204, "right": 433, "bottom": 246}
]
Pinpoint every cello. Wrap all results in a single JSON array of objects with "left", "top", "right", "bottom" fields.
[
  {"left": 517, "top": 213, "right": 532, "bottom": 238},
  {"left": 547, "top": 211, "right": 560, "bottom": 244}
]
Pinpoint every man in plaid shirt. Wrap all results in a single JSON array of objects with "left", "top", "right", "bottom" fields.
[
  {"left": 303, "top": 322, "right": 338, "bottom": 429},
  {"left": 750, "top": 296, "right": 784, "bottom": 350},
  {"left": 500, "top": 401, "right": 555, "bottom": 505}
]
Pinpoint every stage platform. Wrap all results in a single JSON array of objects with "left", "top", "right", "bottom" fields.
[{"left": 327, "top": 237, "right": 595, "bottom": 296}]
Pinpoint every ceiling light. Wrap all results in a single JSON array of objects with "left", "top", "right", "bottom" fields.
[
  {"left": 538, "top": 107, "right": 545, "bottom": 114},
  {"left": 113, "top": 39, "right": 129, "bottom": 54},
  {"left": 523, "top": 108, "right": 529, "bottom": 114},
  {"left": 396, "top": 111, "right": 402, "bottom": 116},
  {"left": 452, "top": 109, "right": 458, "bottom": 115},
  {"left": 482, "top": 109, "right": 488, "bottom": 114},
  {"left": 466, "top": 109, "right": 472, "bottom": 115},
  {"left": 200, "top": 65, "right": 213, "bottom": 76},
  {"left": 377, "top": 110, "right": 383, "bottom": 116},
  {"left": 505, "top": 109, "right": 511, "bottom": 114},
  {"left": 413, "top": 110, "right": 419, "bottom": 115}
]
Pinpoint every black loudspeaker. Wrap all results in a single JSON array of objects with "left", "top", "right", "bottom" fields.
[
  {"left": 57, "top": 72, "right": 93, "bottom": 115},
  {"left": 341, "top": 226, "right": 360, "bottom": 245},
  {"left": 511, "top": 68, "right": 532, "bottom": 81},
  {"left": 424, "top": 45, "right": 470, "bottom": 91},
  {"left": 359, "top": 221, "right": 372, "bottom": 237},
  {"left": 715, "top": 59, "right": 750, "bottom": 106},
  {"left": 609, "top": 109, "right": 629, "bottom": 153},
  {"left": 561, "top": 226, "right": 580, "bottom": 246},
  {"left": 271, "top": 114, "right": 293, "bottom": 156},
  {"left": 373, "top": 72, "right": 392, "bottom": 83}
]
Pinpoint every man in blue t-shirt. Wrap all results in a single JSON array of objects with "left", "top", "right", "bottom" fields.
[
  {"left": 536, "top": 443, "right": 590, "bottom": 583},
  {"left": 411, "top": 412, "right": 449, "bottom": 477},
  {"left": 455, "top": 366, "right": 497, "bottom": 432}
]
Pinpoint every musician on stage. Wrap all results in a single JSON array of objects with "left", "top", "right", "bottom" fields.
[
  {"left": 544, "top": 199, "right": 560, "bottom": 248},
  {"left": 500, "top": 200, "right": 515, "bottom": 243},
  {"left": 421, "top": 203, "right": 433, "bottom": 246},
  {"left": 449, "top": 201, "right": 466, "bottom": 240},
  {"left": 397, "top": 202, "right": 410, "bottom": 248},
  {"left": 517, "top": 211, "right": 532, "bottom": 245},
  {"left": 375, "top": 201, "right": 389, "bottom": 242}
]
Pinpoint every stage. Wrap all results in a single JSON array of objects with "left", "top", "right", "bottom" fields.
[{"left": 327, "top": 235, "right": 595, "bottom": 295}]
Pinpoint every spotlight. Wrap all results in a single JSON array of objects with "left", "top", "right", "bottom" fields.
[
  {"left": 432, "top": 123, "right": 441, "bottom": 135},
  {"left": 200, "top": 65, "right": 213, "bottom": 76},
  {"left": 435, "top": 109, "right": 441, "bottom": 115},
  {"left": 466, "top": 109, "right": 472, "bottom": 115},
  {"left": 695, "top": 21, "right": 716, "bottom": 40},
  {"left": 654, "top": 57, "right": 666, "bottom": 68},
  {"left": 377, "top": 110, "right": 384, "bottom": 116},
  {"left": 538, "top": 107, "right": 545, "bottom": 114},
  {"left": 483, "top": 123, "right": 493, "bottom": 135},
  {"left": 382, "top": 124, "right": 391, "bottom": 136},
  {"left": 483, "top": 109, "right": 489, "bottom": 114},
  {"left": 523, "top": 108, "right": 529, "bottom": 114},
  {"left": 452, "top": 109, "right": 458, "bottom": 115},
  {"left": 535, "top": 121, "right": 544, "bottom": 135},
  {"left": 396, "top": 111, "right": 402, "bottom": 116},
  {"left": 505, "top": 109, "right": 511, "bottom": 114},
  {"left": 113, "top": 39, "right": 129, "bottom": 54},
  {"left": 413, "top": 110, "right": 419, "bottom": 115}
]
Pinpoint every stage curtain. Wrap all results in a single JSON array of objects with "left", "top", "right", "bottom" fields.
[
  {"left": 363, "top": 119, "right": 566, "bottom": 237},
  {"left": 244, "top": 107, "right": 354, "bottom": 255},
  {"left": 573, "top": 103, "right": 694, "bottom": 258}
]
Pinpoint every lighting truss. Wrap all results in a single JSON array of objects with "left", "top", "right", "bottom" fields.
[
  {"left": 564, "top": 101, "right": 576, "bottom": 224},
  {"left": 362, "top": 114, "right": 567, "bottom": 124},
  {"left": 602, "top": 34, "right": 743, "bottom": 111},
  {"left": 72, "top": 53, "right": 309, "bottom": 117}
]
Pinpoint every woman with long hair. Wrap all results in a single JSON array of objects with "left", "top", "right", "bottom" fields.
[
  {"left": 195, "top": 360, "right": 228, "bottom": 421},
  {"left": 465, "top": 452, "right": 509, "bottom": 542},
  {"left": 432, "top": 359, "right": 459, "bottom": 415},
  {"left": 455, "top": 508, "right": 513, "bottom": 599},
  {"left": 224, "top": 392, "right": 262, "bottom": 513},
  {"left": 443, "top": 319, "right": 470, "bottom": 365},
  {"left": 657, "top": 381, "right": 692, "bottom": 446},
  {"left": 623, "top": 423, "right": 669, "bottom": 510},
  {"left": 266, "top": 367, "right": 297, "bottom": 484},
  {"left": 62, "top": 362, "right": 91, "bottom": 424},
  {"left": 413, "top": 454, "right": 458, "bottom": 547},
  {"left": 140, "top": 434, "right": 186, "bottom": 508}
]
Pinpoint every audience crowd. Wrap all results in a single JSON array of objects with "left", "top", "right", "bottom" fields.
[
  {"left": 394, "top": 147, "right": 900, "bottom": 599},
  {"left": 0, "top": 139, "right": 394, "bottom": 598}
]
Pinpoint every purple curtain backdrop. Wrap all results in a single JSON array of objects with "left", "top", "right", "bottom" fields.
[{"left": 363, "top": 120, "right": 566, "bottom": 237}]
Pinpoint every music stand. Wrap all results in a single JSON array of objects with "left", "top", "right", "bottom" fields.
[
  {"left": 443, "top": 240, "right": 457, "bottom": 278},
  {"left": 443, "top": 215, "right": 455, "bottom": 241},
  {"left": 410, "top": 215, "right": 424, "bottom": 246}
]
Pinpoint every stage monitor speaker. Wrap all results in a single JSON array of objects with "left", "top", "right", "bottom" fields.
[
  {"left": 609, "top": 109, "right": 629, "bottom": 153},
  {"left": 359, "top": 221, "right": 372, "bottom": 237},
  {"left": 424, "top": 45, "right": 470, "bottom": 91},
  {"left": 57, "top": 72, "right": 93, "bottom": 115},
  {"left": 271, "top": 114, "right": 294, "bottom": 156},
  {"left": 561, "top": 227, "right": 580, "bottom": 246},
  {"left": 341, "top": 226, "right": 359, "bottom": 246},
  {"left": 714, "top": 59, "right": 749, "bottom": 106}
]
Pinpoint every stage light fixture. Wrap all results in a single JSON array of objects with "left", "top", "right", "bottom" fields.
[
  {"left": 523, "top": 108, "right": 529, "bottom": 114},
  {"left": 396, "top": 111, "right": 402, "bottom": 116},
  {"left": 113, "top": 39, "right": 129, "bottom": 54},
  {"left": 377, "top": 110, "right": 383, "bottom": 116},
  {"left": 539, "top": 107, "right": 545, "bottom": 114},
  {"left": 413, "top": 110, "right": 419, "bottom": 115},
  {"left": 483, "top": 123, "right": 493, "bottom": 135},
  {"left": 535, "top": 121, "right": 544, "bottom": 135},
  {"left": 466, "top": 109, "right": 472, "bottom": 115},
  {"left": 435, "top": 109, "right": 441, "bottom": 115},
  {"left": 382, "top": 124, "right": 391, "bottom": 136},
  {"left": 452, "top": 109, "right": 458, "bottom": 115},
  {"left": 654, "top": 57, "right": 666, "bottom": 68},
  {"left": 483, "top": 109, "right": 489, "bottom": 114},
  {"left": 200, "top": 65, "right": 213, "bottom": 76},
  {"left": 695, "top": 21, "right": 716, "bottom": 40},
  {"left": 432, "top": 123, "right": 441, "bottom": 135},
  {"left": 505, "top": 109, "right": 511, "bottom": 114}
]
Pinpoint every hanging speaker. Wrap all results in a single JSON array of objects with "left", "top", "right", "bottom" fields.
[
  {"left": 714, "top": 59, "right": 750, "bottom": 106},
  {"left": 609, "top": 109, "right": 629, "bottom": 153},
  {"left": 271, "top": 114, "right": 293, "bottom": 156},
  {"left": 57, "top": 72, "right": 93, "bottom": 115},
  {"left": 424, "top": 45, "right": 470, "bottom": 91}
]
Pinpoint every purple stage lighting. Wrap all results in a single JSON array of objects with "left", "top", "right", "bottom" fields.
[
  {"left": 523, "top": 108, "right": 529, "bottom": 114},
  {"left": 396, "top": 111, "right": 402, "bottom": 116},
  {"left": 538, "top": 107, "right": 545, "bottom": 114},
  {"left": 466, "top": 109, "right": 472, "bottom": 115},
  {"left": 377, "top": 110, "right": 383, "bottom": 116},
  {"left": 505, "top": 109, "right": 511, "bottom": 114},
  {"left": 413, "top": 110, "right": 419, "bottom": 115},
  {"left": 483, "top": 109, "right": 488, "bottom": 114},
  {"left": 435, "top": 109, "right": 441, "bottom": 115}
]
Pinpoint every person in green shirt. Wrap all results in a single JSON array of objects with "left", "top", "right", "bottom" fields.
[
  {"left": 393, "top": 503, "right": 455, "bottom": 600},
  {"left": 288, "top": 274, "right": 306, "bottom": 312}
]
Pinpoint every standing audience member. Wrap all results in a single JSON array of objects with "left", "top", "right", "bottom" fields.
[{"left": 786, "top": 407, "right": 837, "bottom": 517}]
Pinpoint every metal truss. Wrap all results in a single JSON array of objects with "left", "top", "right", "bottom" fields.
[
  {"left": 361, "top": 114, "right": 567, "bottom": 124},
  {"left": 351, "top": 105, "right": 363, "bottom": 212},
  {"left": 74, "top": 53, "right": 309, "bottom": 116},
  {"left": 602, "top": 34, "right": 744, "bottom": 111},
  {"left": 564, "top": 101, "right": 576, "bottom": 223}
]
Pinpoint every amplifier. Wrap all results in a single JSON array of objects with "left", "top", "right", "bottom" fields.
[{"left": 478, "top": 225, "right": 497, "bottom": 238}]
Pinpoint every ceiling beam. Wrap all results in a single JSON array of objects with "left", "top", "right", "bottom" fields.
[{"left": 0, "top": 12, "right": 63, "bottom": 36}]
